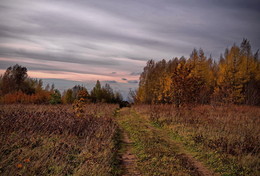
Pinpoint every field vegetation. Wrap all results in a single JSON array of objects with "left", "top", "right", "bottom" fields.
[
  {"left": 0, "top": 104, "right": 120, "bottom": 176},
  {"left": 133, "top": 105, "right": 260, "bottom": 175}
]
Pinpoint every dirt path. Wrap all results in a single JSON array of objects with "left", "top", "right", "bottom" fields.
[
  {"left": 117, "top": 108, "right": 216, "bottom": 176},
  {"left": 120, "top": 130, "right": 141, "bottom": 176},
  {"left": 176, "top": 152, "right": 215, "bottom": 176}
]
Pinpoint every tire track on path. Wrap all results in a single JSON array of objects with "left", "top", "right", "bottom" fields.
[{"left": 119, "top": 128, "right": 141, "bottom": 176}]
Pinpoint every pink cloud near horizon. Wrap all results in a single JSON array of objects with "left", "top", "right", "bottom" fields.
[{"left": 0, "top": 69, "right": 139, "bottom": 83}]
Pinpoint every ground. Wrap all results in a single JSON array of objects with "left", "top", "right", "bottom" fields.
[{"left": 0, "top": 104, "right": 259, "bottom": 175}]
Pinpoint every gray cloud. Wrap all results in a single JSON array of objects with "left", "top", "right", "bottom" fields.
[
  {"left": 0, "top": 60, "right": 121, "bottom": 78},
  {"left": 121, "top": 78, "right": 127, "bottom": 81},
  {"left": 104, "top": 80, "right": 117, "bottom": 84},
  {"left": 127, "top": 80, "right": 138, "bottom": 84},
  {"left": 0, "top": 47, "right": 118, "bottom": 66},
  {"left": 130, "top": 72, "right": 142, "bottom": 76}
]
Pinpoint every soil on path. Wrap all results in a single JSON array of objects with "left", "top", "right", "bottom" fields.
[
  {"left": 120, "top": 130, "right": 141, "bottom": 176},
  {"left": 176, "top": 152, "right": 215, "bottom": 176}
]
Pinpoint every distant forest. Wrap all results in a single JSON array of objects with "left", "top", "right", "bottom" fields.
[
  {"left": 135, "top": 39, "right": 260, "bottom": 106},
  {"left": 0, "top": 65, "right": 123, "bottom": 104}
]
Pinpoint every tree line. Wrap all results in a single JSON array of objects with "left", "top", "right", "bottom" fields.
[
  {"left": 0, "top": 64, "right": 123, "bottom": 104},
  {"left": 62, "top": 81, "right": 123, "bottom": 104},
  {"left": 135, "top": 39, "right": 260, "bottom": 106}
]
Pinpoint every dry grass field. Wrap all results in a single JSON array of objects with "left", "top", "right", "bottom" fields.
[
  {"left": 134, "top": 105, "right": 260, "bottom": 175},
  {"left": 0, "top": 104, "right": 119, "bottom": 176},
  {"left": 0, "top": 104, "right": 259, "bottom": 176}
]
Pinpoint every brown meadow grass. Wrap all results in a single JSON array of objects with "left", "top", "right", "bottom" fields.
[
  {"left": 0, "top": 104, "right": 119, "bottom": 176},
  {"left": 134, "top": 104, "right": 260, "bottom": 175},
  {"left": 1, "top": 103, "right": 259, "bottom": 175}
]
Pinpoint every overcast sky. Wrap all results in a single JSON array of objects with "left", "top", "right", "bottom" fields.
[{"left": 0, "top": 0, "right": 259, "bottom": 98}]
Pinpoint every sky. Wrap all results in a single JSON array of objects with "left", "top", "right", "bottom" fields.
[{"left": 0, "top": 0, "right": 260, "bottom": 98}]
